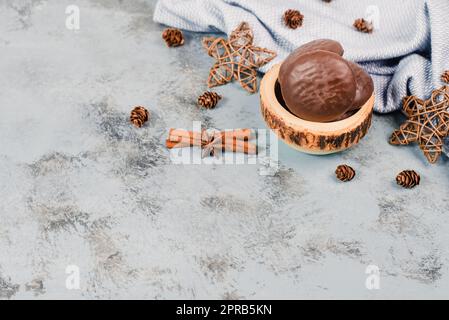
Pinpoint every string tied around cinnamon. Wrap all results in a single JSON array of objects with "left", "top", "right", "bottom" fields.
[{"left": 200, "top": 129, "right": 223, "bottom": 158}]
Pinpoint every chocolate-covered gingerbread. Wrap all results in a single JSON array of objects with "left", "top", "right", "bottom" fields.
[
  {"left": 287, "top": 39, "right": 344, "bottom": 58},
  {"left": 278, "top": 39, "right": 374, "bottom": 122},
  {"left": 346, "top": 61, "right": 374, "bottom": 111}
]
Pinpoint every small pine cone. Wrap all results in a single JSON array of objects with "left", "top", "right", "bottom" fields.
[
  {"left": 441, "top": 70, "right": 449, "bottom": 84},
  {"left": 353, "top": 18, "right": 373, "bottom": 33},
  {"left": 396, "top": 170, "right": 420, "bottom": 189},
  {"left": 162, "top": 28, "right": 184, "bottom": 47},
  {"left": 335, "top": 165, "right": 356, "bottom": 182},
  {"left": 130, "top": 106, "right": 149, "bottom": 128},
  {"left": 198, "top": 91, "right": 222, "bottom": 109},
  {"left": 283, "top": 9, "right": 304, "bottom": 29}
]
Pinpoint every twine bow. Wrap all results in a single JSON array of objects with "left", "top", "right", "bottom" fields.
[{"left": 201, "top": 130, "right": 223, "bottom": 158}]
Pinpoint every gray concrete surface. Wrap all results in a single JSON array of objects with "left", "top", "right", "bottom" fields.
[{"left": 1, "top": 0, "right": 449, "bottom": 299}]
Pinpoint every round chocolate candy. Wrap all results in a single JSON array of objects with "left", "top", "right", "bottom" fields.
[
  {"left": 347, "top": 61, "right": 374, "bottom": 111},
  {"left": 288, "top": 39, "right": 344, "bottom": 58},
  {"left": 279, "top": 50, "right": 356, "bottom": 122},
  {"left": 279, "top": 40, "right": 344, "bottom": 89},
  {"left": 279, "top": 39, "right": 344, "bottom": 89}
]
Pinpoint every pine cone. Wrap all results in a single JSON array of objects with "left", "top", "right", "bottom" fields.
[
  {"left": 396, "top": 170, "right": 420, "bottom": 189},
  {"left": 335, "top": 165, "right": 356, "bottom": 182},
  {"left": 441, "top": 70, "right": 449, "bottom": 84},
  {"left": 162, "top": 28, "right": 184, "bottom": 47},
  {"left": 198, "top": 91, "right": 222, "bottom": 109},
  {"left": 353, "top": 18, "right": 373, "bottom": 33},
  {"left": 130, "top": 106, "right": 149, "bottom": 128},
  {"left": 283, "top": 9, "right": 304, "bottom": 29}
]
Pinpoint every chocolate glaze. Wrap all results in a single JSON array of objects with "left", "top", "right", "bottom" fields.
[
  {"left": 288, "top": 39, "right": 344, "bottom": 59},
  {"left": 347, "top": 61, "right": 374, "bottom": 110},
  {"left": 334, "top": 109, "right": 359, "bottom": 121},
  {"left": 279, "top": 50, "right": 356, "bottom": 122},
  {"left": 276, "top": 79, "right": 362, "bottom": 122},
  {"left": 274, "top": 80, "right": 287, "bottom": 109}
]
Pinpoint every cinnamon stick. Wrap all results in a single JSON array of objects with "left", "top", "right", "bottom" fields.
[
  {"left": 166, "top": 138, "right": 257, "bottom": 154},
  {"left": 168, "top": 128, "right": 253, "bottom": 142},
  {"left": 223, "top": 139, "right": 257, "bottom": 154},
  {"left": 167, "top": 135, "right": 200, "bottom": 146}
]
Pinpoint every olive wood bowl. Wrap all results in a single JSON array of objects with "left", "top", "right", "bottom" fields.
[{"left": 260, "top": 64, "right": 374, "bottom": 154}]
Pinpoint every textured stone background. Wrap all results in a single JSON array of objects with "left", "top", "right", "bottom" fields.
[{"left": 1, "top": 0, "right": 448, "bottom": 299}]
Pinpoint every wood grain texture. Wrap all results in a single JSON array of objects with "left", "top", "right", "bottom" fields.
[{"left": 260, "top": 64, "right": 374, "bottom": 154}]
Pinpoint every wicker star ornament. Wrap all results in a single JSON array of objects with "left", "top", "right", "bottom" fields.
[
  {"left": 390, "top": 86, "right": 449, "bottom": 163},
  {"left": 202, "top": 22, "right": 277, "bottom": 94}
]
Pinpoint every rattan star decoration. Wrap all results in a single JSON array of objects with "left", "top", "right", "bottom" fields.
[
  {"left": 202, "top": 22, "right": 277, "bottom": 94},
  {"left": 390, "top": 86, "right": 449, "bottom": 163}
]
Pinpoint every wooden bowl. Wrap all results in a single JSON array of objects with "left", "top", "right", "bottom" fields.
[{"left": 260, "top": 64, "right": 374, "bottom": 154}]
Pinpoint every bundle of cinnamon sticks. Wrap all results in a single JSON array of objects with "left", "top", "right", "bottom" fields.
[{"left": 166, "top": 128, "right": 257, "bottom": 156}]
